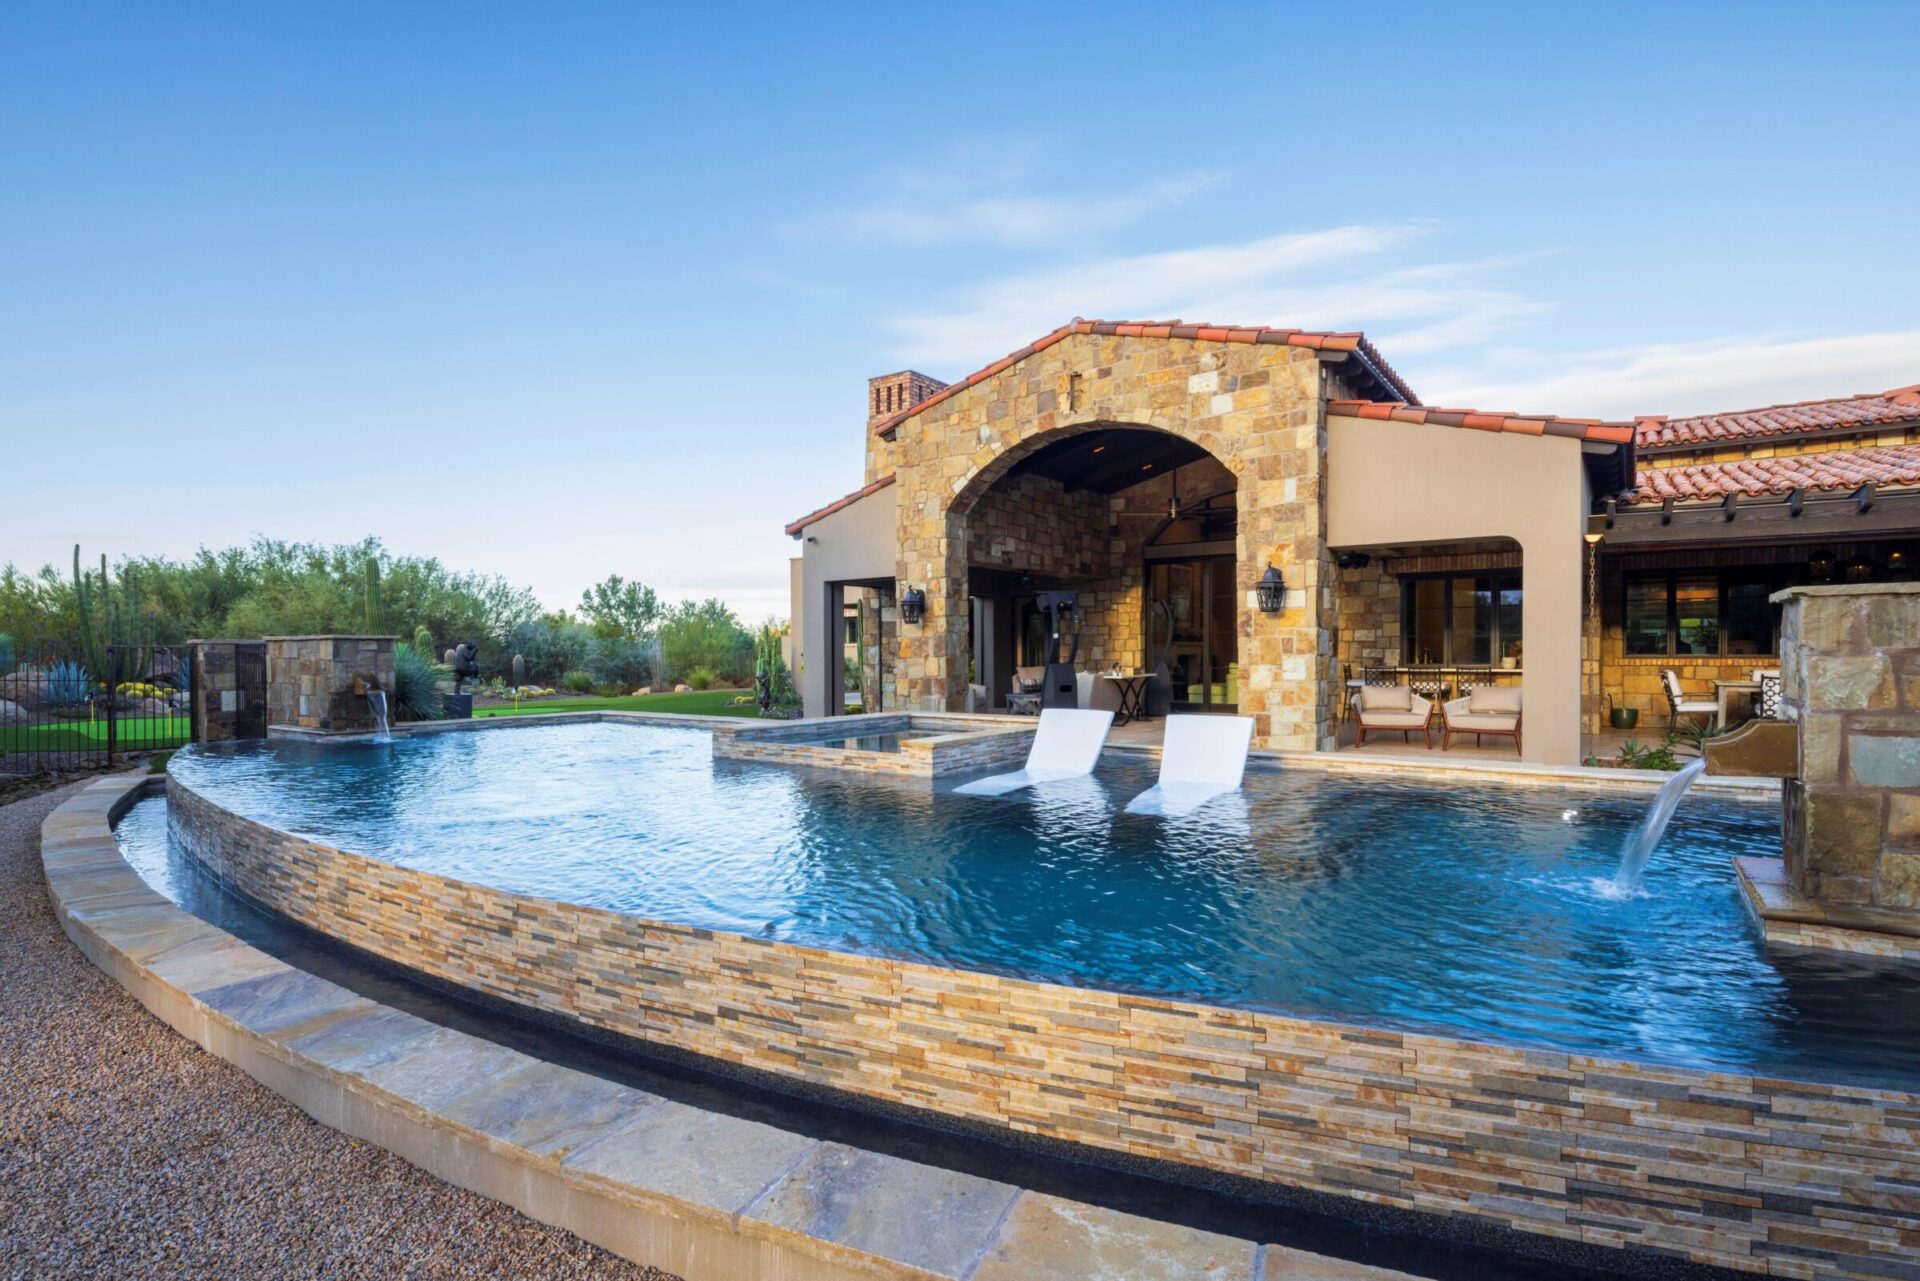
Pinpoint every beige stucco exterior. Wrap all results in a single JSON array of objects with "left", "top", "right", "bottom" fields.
[
  {"left": 1327, "top": 414, "right": 1592, "bottom": 765},
  {"left": 791, "top": 481, "right": 898, "bottom": 718}
]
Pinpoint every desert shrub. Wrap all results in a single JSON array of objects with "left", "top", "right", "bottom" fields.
[
  {"left": 686, "top": 666, "right": 716, "bottom": 691},
  {"left": 506, "top": 617, "right": 595, "bottom": 684},
  {"left": 588, "top": 636, "right": 652, "bottom": 690},
  {"left": 391, "top": 642, "right": 450, "bottom": 721},
  {"left": 562, "top": 670, "right": 595, "bottom": 693}
]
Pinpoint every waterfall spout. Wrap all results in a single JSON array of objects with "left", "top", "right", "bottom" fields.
[
  {"left": 1611, "top": 757, "right": 1705, "bottom": 895},
  {"left": 366, "top": 689, "right": 392, "bottom": 742}
]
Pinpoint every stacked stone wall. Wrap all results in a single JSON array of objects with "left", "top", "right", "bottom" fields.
[
  {"left": 167, "top": 755, "right": 1920, "bottom": 1281},
  {"left": 1779, "top": 584, "right": 1920, "bottom": 910},
  {"left": 263, "top": 635, "right": 395, "bottom": 733},
  {"left": 889, "top": 332, "right": 1328, "bottom": 747}
]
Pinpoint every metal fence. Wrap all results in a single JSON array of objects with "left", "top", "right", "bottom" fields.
[{"left": 0, "top": 630, "right": 193, "bottom": 776}]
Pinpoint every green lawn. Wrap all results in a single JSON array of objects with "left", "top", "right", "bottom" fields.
[
  {"left": 1, "top": 714, "right": 191, "bottom": 754},
  {"left": 473, "top": 689, "right": 767, "bottom": 719}
]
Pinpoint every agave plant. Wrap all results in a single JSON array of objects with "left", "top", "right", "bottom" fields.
[
  {"left": 45, "top": 659, "right": 91, "bottom": 708},
  {"left": 390, "top": 642, "right": 450, "bottom": 721}
]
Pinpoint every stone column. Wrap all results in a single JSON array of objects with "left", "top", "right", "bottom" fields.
[
  {"left": 264, "top": 635, "right": 397, "bottom": 734},
  {"left": 1778, "top": 584, "right": 1920, "bottom": 911},
  {"left": 186, "top": 640, "right": 267, "bottom": 742}
]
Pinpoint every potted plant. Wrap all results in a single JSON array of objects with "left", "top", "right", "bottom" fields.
[{"left": 1607, "top": 693, "right": 1639, "bottom": 730}]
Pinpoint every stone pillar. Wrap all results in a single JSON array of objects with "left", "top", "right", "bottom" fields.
[
  {"left": 186, "top": 640, "right": 267, "bottom": 742},
  {"left": 264, "top": 635, "right": 396, "bottom": 734},
  {"left": 1778, "top": 584, "right": 1920, "bottom": 911}
]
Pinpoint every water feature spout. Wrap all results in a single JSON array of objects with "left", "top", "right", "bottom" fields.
[
  {"left": 1611, "top": 757, "right": 1706, "bottom": 894},
  {"left": 348, "top": 672, "right": 392, "bottom": 741},
  {"left": 1702, "top": 718, "right": 1799, "bottom": 780}
]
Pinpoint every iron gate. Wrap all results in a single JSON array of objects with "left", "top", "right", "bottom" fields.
[{"left": 0, "top": 628, "right": 194, "bottom": 777}]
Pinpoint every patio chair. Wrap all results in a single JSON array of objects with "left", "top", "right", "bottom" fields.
[
  {"left": 1123, "top": 714, "right": 1256, "bottom": 817},
  {"left": 953, "top": 707, "right": 1115, "bottom": 797},
  {"left": 1007, "top": 665, "right": 1046, "bottom": 716},
  {"left": 1661, "top": 669, "right": 1717, "bottom": 731},
  {"left": 1753, "top": 669, "right": 1782, "bottom": 720},
  {"left": 1440, "top": 686, "right": 1522, "bottom": 754},
  {"left": 1351, "top": 685, "right": 1433, "bottom": 748}
]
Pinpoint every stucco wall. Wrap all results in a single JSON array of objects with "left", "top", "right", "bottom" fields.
[
  {"left": 166, "top": 755, "right": 1920, "bottom": 1281},
  {"left": 794, "top": 485, "right": 898, "bottom": 719},
  {"left": 1327, "top": 415, "right": 1588, "bottom": 765}
]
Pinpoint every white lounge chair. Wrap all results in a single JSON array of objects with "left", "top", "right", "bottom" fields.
[
  {"left": 1123, "top": 714, "right": 1256, "bottom": 817},
  {"left": 954, "top": 707, "right": 1114, "bottom": 796}
]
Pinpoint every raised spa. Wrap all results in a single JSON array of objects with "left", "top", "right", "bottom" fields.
[{"left": 154, "top": 721, "right": 1920, "bottom": 1088}]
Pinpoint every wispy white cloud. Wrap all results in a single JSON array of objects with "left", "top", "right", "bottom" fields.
[
  {"left": 1424, "top": 329, "right": 1920, "bottom": 419},
  {"left": 882, "top": 223, "right": 1545, "bottom": 369},
  {"left": 838, "top": 173, "right": 1224, "bottom": 247},
  {"left": 799, "top": 134, "right": 1222, "bottom": 248}
]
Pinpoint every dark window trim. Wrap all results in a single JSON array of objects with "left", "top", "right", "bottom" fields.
[
  {"left": 1398, "top": 571, "right": 1522, "bottom": 665},
  {"left": 1621, "top": 568, "right": 1785, "bottom": 658}
]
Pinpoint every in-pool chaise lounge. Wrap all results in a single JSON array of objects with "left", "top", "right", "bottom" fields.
[
  {"left": 954, "top": 708, "right": 1114, "bottom": 796},
  {"left": 1123, "top": 714, "right": 1256, "bottom": 817}
]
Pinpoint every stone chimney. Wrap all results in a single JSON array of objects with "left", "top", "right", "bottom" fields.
[{"left": 865, "top": 370, "right": 947, "bottom": 482}]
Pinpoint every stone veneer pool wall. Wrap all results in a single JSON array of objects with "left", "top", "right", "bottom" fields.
[
  {"left": 711, "top": 712, "right": 1035, "bottom": 777},
  {"left": 165, "top": 753, "right": 1920, "bottom": 1280}
]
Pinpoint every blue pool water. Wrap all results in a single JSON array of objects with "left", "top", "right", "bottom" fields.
[{"left": 141, "top": 723, "right": 1920, "bottom": 1087}]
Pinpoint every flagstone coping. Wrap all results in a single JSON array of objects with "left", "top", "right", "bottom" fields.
[{"left": 41, "top": 774, "right": 1420, "bottom": 1281}]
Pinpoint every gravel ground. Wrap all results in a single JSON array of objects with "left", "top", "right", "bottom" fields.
[{"left": 0, "top": 777, "right": 681, "bottom": 1281}]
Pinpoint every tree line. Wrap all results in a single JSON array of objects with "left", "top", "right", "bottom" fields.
[{"left": 0, "top": 539, "right": 766, "bottom": 690}]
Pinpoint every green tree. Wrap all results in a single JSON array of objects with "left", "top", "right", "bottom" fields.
[
  {"left": 578, "top": 574, "right": 663, "bottom": 640},
  {"left": 659, "top": 599, "right": 753, "bottom": 682}
]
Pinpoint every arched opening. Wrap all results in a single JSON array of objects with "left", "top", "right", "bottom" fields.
[{"left": 948, "top": 424, "right": 1239, "bottom": 717}]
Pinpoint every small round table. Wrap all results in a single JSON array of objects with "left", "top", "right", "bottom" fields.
[{"left": 1101, "top": 673, "right": 1153, "bottom": 726}]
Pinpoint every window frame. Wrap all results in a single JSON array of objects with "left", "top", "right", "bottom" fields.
[
  {"left": 1398, "top": 571, "right": 1522, "bottom": 666},
  {"left": 1620, "top": 569, "right": 1785, "bottom": 658}
]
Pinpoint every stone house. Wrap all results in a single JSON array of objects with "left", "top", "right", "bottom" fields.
[{"left": 786, "top": 318, "right": 1920, "bottom": 765}]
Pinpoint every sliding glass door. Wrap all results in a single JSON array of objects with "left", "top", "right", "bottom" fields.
[{"left": 1147, "top": 557, "right": 1237, "bottom": 712}]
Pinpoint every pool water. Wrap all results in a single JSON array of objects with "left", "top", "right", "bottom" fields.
[
  {"left": 795, "top": 731, "right": 932, "bottom": 753},
  {"left": 149, "top": 723, "right": 1920, "bottom": 1087}
]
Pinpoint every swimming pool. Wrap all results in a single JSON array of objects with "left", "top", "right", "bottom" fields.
[{"left": 154, "top": 721, "right": 1920, "bottom": 1087}]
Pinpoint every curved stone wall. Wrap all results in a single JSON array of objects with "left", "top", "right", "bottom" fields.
[{"left": 167, "top": 771, "right": 1920, "bottom": 1280}]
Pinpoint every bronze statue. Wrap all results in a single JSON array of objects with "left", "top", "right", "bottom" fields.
[{"left": 450, "top": 642, "right": 480, "bottom": 694}]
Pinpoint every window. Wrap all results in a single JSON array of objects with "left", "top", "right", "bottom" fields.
[
  {"left": 1400, "top": 573, "right": 1520, "bottom": 665},
  {"left": 1623, "top": 570, "right": 1785, "bottom": 657}
]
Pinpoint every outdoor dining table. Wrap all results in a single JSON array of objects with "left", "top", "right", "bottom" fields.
[
  {"left": 1714, "top": 679, "right": 1763, "bottom": 728},
  {"left": 1100, "top": 672, "right": 1154, "bottom": 726}
]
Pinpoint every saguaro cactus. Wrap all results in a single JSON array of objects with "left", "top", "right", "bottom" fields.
[
  {"left": 511, "top": 654, "right": 526, "bottom": 688},
  {"left": 363, "top": 559, "right": 384, "bottom": 634}
]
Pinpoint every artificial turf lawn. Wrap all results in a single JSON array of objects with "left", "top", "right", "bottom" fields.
[
  {"left": 472, "top": 689, "right": 765, "bottom": 719},
  {"left": 1, "top": 690, "right": 761, "bottom": 756},
  {"left": 1, "top": 715, "right": 191, "bottom": 754}
]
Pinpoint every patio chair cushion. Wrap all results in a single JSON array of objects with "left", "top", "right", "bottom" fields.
[
  {"left": 1467, "top": 686, "right": 1522, "bottom": 715},
  {"left": 1357, "top": 685, "right": 1413, "bottom": 712},
  {"left": 1358, "top": 709, "right": 1428, "bottom": 729},
  {"left": 1448, "top": 711, "right": 1519, "bottom": 732}
]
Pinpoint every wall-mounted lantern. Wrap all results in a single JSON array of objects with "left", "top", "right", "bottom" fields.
[
  {"left": 1255, "top": 565, "right": 1287, "bottom": 615},
  {"left": 899, "top": 586, "right": 926, "bottom": 625}
]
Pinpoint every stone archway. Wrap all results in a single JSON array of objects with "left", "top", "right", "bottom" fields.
[{"left": 885, "top": 329, "right": 1333, "bottom": 749}]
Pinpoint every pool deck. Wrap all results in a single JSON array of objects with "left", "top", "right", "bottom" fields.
[{"left": 44, "top": 773, "right": 1434, "bottom": 1281}]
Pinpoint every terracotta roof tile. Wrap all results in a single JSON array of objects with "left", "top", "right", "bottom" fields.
[
  {"left": 1622, "top": 445, "right": 1920, "bottom": 505},
  {"left": 871, "top": 318, "right": 1417, "bottom": 437},
  {"left": 1327, "top": 400, "right": 1637, "bottom": 446},
  {"left": 785, "top": 473, "right": 896, "bottom": 536},
  {"left": 1636, "top": 385, "right": 1920, "bottom": 449}
]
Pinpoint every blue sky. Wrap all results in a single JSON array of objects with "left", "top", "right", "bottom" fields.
[{"left": 4, "top": 3, "right": 1917, "bottom": 621}]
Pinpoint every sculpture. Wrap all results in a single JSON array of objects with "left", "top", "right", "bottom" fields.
[{"left": 449, "top": 642, "right": 480, "bottom": 694}]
